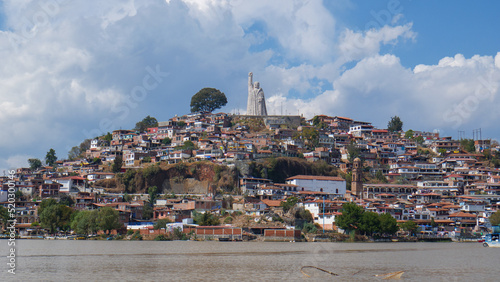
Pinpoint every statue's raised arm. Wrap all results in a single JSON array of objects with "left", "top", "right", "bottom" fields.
[{"left": 248, "top": 72, "right": 253, "bottom": 91}]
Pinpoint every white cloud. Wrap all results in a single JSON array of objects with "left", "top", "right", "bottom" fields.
[
  {"left": 338, "top": 23, "right": 416, "bottom": 63},
  {"left": 276, "top": 53, "right": 500, "bottom": 135},
  {"left": 2, "top": 155, "right": 30, "bottom": 171},
  {"left": 231, "top": 0, "right": 336, "bottom": 62}
]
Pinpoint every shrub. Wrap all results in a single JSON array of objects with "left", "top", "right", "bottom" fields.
[
  {"left": 131, "top": 230, "right": 143, "bottom": 240},
  {"left": 154, "top": 234, "right": 170, "bottom": 241},
  {"left": 272, "top": 215, "right": 284, "bottom": 222},
  {"left": 232, "top": 211, "right": 243, "bottom": 216},
  {"left": 154, "top": 218, "right": 172, "bottom": 230},
  {"left": 302, "top": 222, "right": 318, "bottom": 234},
  {"left": 172, "top": 227, "right": 188, "bottom": 240}
]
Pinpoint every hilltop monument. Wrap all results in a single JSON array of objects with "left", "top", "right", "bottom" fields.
[{"left": 247, "top": 72, "right": 268, "bottom": 116}]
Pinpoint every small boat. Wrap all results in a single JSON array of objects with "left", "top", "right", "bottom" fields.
[{"left": 375, "top": 271, "right": 405, "bottom": 280}]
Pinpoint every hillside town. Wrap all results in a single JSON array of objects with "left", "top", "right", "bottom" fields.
[{"left": 2, "top": 111, "right": 500, "bottom": 241}]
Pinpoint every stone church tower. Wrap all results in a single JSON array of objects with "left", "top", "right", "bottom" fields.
[{"left": 351, "top": 157, "right": 363, "bottom": 198}]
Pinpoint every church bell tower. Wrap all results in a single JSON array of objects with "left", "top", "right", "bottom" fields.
[{"left": 351, "top": 157, "right": 363, "bottom": 198}]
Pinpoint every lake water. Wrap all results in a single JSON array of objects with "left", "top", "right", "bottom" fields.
[{"left": 2, "top": 240, "right": 499, "bottom": 281}]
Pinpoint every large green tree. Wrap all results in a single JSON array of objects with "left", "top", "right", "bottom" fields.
[
  {"left": 312, "top": 115, "right": 327, "bottom": 129},
  {"left": 161, "top": 137, "right": 172, "bottom": 145},
  {"left": 490, "top": 211, "right": 500, "bottom": 226},
  {"left": 96, "top": 207, "right": 122, "bottom": 234},
  {"left": 71, "top": 210, "right": 98, "bottom": 235},
  {"left": 399, "top": 220, "right": 418, "bottom": 236},
  {"left": 404, "top": 129, "right": 414, "bottom": 139},
  {"left": 0, "top": 206, "right": 9, "bottom": 230},
  {"left": 336, "top": 202, "right": 364, "bottom": 234},
  {"left": 28, "top": 158, "right": 42, "bottom": 171},
  {"left": 134, "top": 115, "right": 158, "bottom": 132},
  {"left": 359, "top": 212, "right": 380, "bottom": 236},
  {"left": 59, "top": 194, "right": 75, "bottom": 207},
  {"left": 68, "top": 146, "right": 81, "bottom": 160},
  {"left": 45, "top": 148, "right": 57, "bottom": 167},
  {"left": 68, "top": 139, "right": 91, "bottom": 160},
  {"left": 190, "top": 88, "right": 227, "bottom": 113},
  {"left": 375, "top": 170, "right": 388, "bottom": 183},
  {"left": 193, "top": 211, "right": 219, "bottom": 226},
  {"left": 460, "top": 139, "right": 476, "bottom": 153},
  {"left": 112, "top": 156, "right": 123, "bottom": 173},
  {"left": 39, "top": 204, "right": 61, "bottom": 234},
  {"left": 177, "top": 140, "right": 197, "bottom": 151},
  {"left": 38, "top": 199, "right": 74, "bottom": 234},
  {"left": 387, "top": 116, "right": 403, "bottom": 132},
  {"left": 103, "top": 132, "right": 113, "bottom": 142},
  {"left": 153, "top": 218, "right": 172, "bottom": 230},
  {"left": 297, "top": 127, "right": 319, "bottom": 149},
  {"left": 280, "top": 196, "right": 299, "bottom": 213},
  {"left": 38, "top": 198, "right": 58, "bottom": 216},
  {"left": 148, "top": 186, "right": 159, "bottom": 205},
  {"left": 347, "top": 141, "right": 361, "bottom": 162},
  {"left": 379, "top": 213, "right": 399, "bottom": 235}
]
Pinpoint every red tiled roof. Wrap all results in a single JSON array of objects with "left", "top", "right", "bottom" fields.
[
  {"left": 448, "top": 212, "right": 476, "bottom": 218},
  {"left": 261, "top": 199, "right": 282, "bottom": 207},
  {"left": 335, "top": 116, "right": 353, "bottom": 121}
]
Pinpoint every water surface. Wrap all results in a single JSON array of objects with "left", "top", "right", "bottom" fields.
[{"left": 2, "top": 240, "right": 499, "bottom": 281}]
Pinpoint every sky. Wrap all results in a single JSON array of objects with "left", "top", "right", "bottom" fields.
[{"left": 1, "top": 0, "right": 500, "bottom": 172}]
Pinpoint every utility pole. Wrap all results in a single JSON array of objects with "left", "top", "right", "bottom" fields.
[{"left": 323, "top": 195, "right": 325, "bottom": 234}]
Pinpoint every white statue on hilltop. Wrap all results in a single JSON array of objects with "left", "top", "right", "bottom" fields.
[{"left": 247, "top": 72, "right": 268, "bottom": 116}]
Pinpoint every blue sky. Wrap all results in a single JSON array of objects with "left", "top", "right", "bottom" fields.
[{"left": 1, "top": 0, "right": 500, "bottom": 172}]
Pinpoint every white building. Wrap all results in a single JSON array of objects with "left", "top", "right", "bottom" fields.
[
  {"left": 348, "top": 124, "right": 373, "bottom": 137},
  {"left": 87, "top": 172, "right": 115, "bottom": 182},
  {"left": 316, "top": 213, "right": 339, "bottom": 230},
  {"left": 54, "top": 176, "right": 86, "bottom": 193},
  {"left": 286, "top": 175, "right": 346, "bottom": 197}
]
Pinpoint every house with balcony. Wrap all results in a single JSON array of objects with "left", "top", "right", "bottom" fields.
[
  {"left": 39, "top": 181, "right": 62, "bottom": 198},
  {"left": 363, "top": 183, "right": 418, "bottom": 199}
]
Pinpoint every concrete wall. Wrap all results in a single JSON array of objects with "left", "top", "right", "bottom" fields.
[{"left": 263, "top": 229, "right": 301, "bottom": 241}]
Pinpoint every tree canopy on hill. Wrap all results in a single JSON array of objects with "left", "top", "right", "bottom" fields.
[
  {"left": 190, "top": 88, "right": 227, "bottom": 113},
  {"left": 387, "top": 116, "right": 403, "bottom": 132},
  {"left": 135, "top": 115, "right": 158, "bottom": 132}
]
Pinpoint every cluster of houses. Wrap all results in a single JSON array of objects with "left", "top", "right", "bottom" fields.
[{"left": 1, "top": 112, "right": 500, "bottom": 239}]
